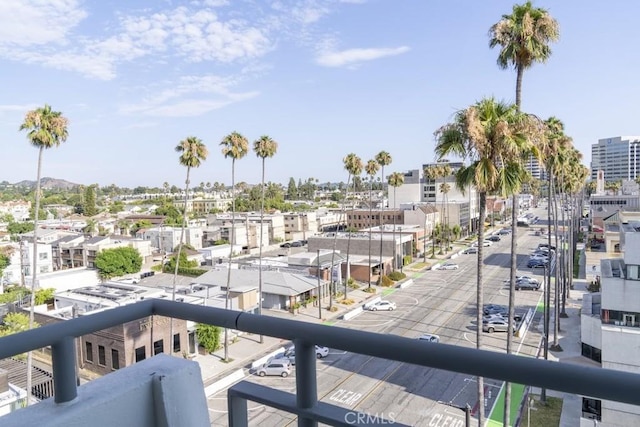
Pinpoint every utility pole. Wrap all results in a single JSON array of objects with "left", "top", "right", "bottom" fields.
[{"left": 317, "top": 250, "right": 322, "bottom": 320}]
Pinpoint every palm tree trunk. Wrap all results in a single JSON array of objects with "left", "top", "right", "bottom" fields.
[
  {"left": 504, "top": 192, "right": 518, "bottom": 426},
  {"left": 171, "top": 167, "right": 191, "bottom": 354},
  {"left": 26, "top": 146, "right": 44, "bottom": 406},
  {"left": 515, "top": 65, "right": 524, "bottom": 112},
  {"left": 368, "top": 180, "right": 373, "bottom": 288},
  {"left": 392, "top": 187, "right": 397, "bottom": 272},
  {"left": 476, "top": 191, "right": 487, "bottom": 426},
  {"left": 552, "top": 179, "right": 561, "bottom": 348},
  {"left": 542, "top": 172, "right": 553, "bottom": 403},
  {"left": 560, "top": 190, "right": 568, "bottom": 317},
  {"left": 224, "top": 160, "right": 236, "bottom": 362},
  {"left": 379, "top": 166, "right": 385, "bottom": 278},
  {"left": 258, "top": 158, "right": 265, "bottom": 344},
  {"left": 345, "top": 175, "right": 354, "bottom": 297}
]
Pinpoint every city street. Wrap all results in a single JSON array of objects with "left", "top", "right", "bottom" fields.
[{"left": 208, "top": 207, "right": 557, "bottom": 426}]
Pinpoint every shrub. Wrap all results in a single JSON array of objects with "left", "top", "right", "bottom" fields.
[
  {"left": 363, "top": 287, "right": 377, "bottom": 294},
  {"left": 379, "top": 275, "right": 394, "bottom": 287},
  {"left": 339, "top": 298, "right": 355, "bottom": 305},
  {"left": 403, "top": 255, "right": 412, "bottom": 266},
  {"left": 328, "top": 306, "right": 338, "bottom": 312},
  {"left": 388, "top": 271, "right": 406, "bottom": 281}
]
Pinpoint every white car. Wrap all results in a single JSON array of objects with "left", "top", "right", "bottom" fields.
[
  {"left": 418, "top": 334, "right": 440, "bottom": 343},
  {"left": 472, "top": 240, "right": 493, "bottom": 248},
  {"left": 367, "top": 301, "right": 396, "bottom": 311},
  {"left": 438, "top": 262, "right": 459, "bottom": 270}
]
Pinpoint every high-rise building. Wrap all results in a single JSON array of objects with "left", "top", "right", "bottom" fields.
[{"left": 591, "top": 136, "right": 640, "bottom": 181}]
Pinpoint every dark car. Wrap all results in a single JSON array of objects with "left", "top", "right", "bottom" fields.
[
  {"left": 498, "top": 229, "right": 511, "bottom": 235},
  {"left": 487, "top": 235, "right": 501, "bottom": 242},
  {"left": 516, "top": 280, "right": 541, "bottom": 291},
  {"left": 527, "top": 259, "right": 548, "bottom": 268},
  {"left": 462, "top": 247, "right": 478, "bottom": 255},
  {"left": 291, "top": 241, "right": 303, "bottom": 247},
  {"left": 280, "top": 242, "right": 291, "bottom": 248}
]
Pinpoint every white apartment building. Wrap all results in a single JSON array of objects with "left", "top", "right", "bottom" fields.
[
  {"left": 581, "top": 223, "right": 640, "bottom": 425},
  {"left": 0, "top": 241, "right": 54, "bottom": 286},
  {"left": 591, "top": 136, "right": 640, "bottom": 181},
  {"left": 137, "top": 226, "right": 203, "bottom": 252},
  {"left": 283, "top": 212, "right": 318, "bottom": 240}
]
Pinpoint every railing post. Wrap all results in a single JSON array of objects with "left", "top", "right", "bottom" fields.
[
  {"left": 228, "top": 392, "right": 248, "bottom": 427},
  {"left": 52, "top": 336, "right": 77, "bottom": 404},
  {"left": 295, "top": 339, "right": 318, "bottom": 427}
]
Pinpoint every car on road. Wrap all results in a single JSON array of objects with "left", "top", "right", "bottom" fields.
[
  {"left": 418, "top": 334, "right": 440, "bottom": 343},
  {"left": 516, "top": 280, "right": 541, "bottom": 291},
  {"left": 290, "top": 241, "right": 303, "bottom": 247},
  {"left": 487, "top": 235, "right": 501, "bottom": 242},
  {"left": 483, "top": 312, "right": 523, "bottom": 322},
  {"left": 438, "top": 262, "right": 459, "bottom": 270},
  {"left": 482, "top": 319, "right": 515, "bottom": 333},
  {"left": 472, "top": 240, "right": 493, "bottom": 248},
  {"left": 516, "top": 275, "right": 538, "bottom": 282},
  {"left": 276, "top": 345, "right": 329, "bottom": 364},
  {"left": 497, "top": 229, "right": 511, "bottom": 235},
  {"left": 367, "top": 300, "right": 396, "bottom": 311},
  {"left": 527, "top": 258, "right": 548, "bottom": 268},
  {"left": 256, "top": 360, "right": 291, "bottom": 377},
  {"left": 462, "top": 247, "right": 478, "bottom": 254},
  {"left": 280, "top": 242, "right": 291, "bottom": 248}
]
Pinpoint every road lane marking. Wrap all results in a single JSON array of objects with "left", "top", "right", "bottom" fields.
[{"left": 329, "top": 389, "right": 363, "bottom": 406}]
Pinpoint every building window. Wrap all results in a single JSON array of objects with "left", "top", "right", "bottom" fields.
[
  {"left": 111, "top": 349, "right": 120, "bottom": 370},
  {"left": 582, "top": 398, "right": 601, "bottom": 421},
  {"left": 135, "top": 346, "right": 146, "bottom": 362},
  {"left": 154, "top": 339, "right": 164, "bottom": 355},
  {"left": 85, "top": 342, "right": 93, "bottom": 363},
  {"left": 173, "top": 334, "right": 181, "bottom": 353},
  {"left": 39, "top": 253, "right": 48, "bottom": 260},
  {"left": 627, "top": 264, "right": 640, "bottom": 281},
  {"left": 98, "top": 345, "right": 106, "bottom": 366}
]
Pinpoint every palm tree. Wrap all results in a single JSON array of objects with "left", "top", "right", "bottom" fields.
[
  {"left": 342, "top": 153, "right": 363, "bottom": 297},
  {"left": 375, "top": 151, "right": 392, "bottom": 278},
  {"left": 435, "top": 98, "right": 532, "bottom": 426},
  {"left": 387, "top": 172, "right": 404, "bottom": 271},
  {"left": 490, "top": 4, "right": 559, "bottom": 421},
  {"left": 365, "top": 159, "right": 380, "bottom": 288},
  {"left": 19, "top": 104, "right": 69, "bottom": 406},
  {"left": 253, "top": 135, "right": 278, "bottom": 343},
  {"left": 172, "top": 137, "right": 208, "bottom": 347},
  {"left": 221, "top": 131, "right": 249, "bottom": 361}
]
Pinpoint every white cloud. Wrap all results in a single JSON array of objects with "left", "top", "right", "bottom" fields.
[
  {"left": 316, "top": 46, "right": 410, "bottom": 67},
  {"left": 0, "top": 104, "right": 38, "bottom": 113},
  {"left": 0, "top": 0, "right": 86, "bottom": 47},
  {"left": 120, "top": 74, "right": 259, "bottom": 117}
]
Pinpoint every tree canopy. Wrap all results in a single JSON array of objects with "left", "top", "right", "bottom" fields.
[{"left": 94, "top": 246, "right": 143, "bottom": 280}]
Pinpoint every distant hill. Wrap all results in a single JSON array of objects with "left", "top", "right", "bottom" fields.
[{"left": 13, "top": 177, "right": 80, "bottom": 190}]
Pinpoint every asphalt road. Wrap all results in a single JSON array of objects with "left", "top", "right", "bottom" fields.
[{"left": 208, "top": 206, "right": 561, "bottom": 426}]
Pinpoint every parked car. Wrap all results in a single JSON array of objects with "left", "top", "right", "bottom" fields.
[
  {"left": 418, "top": 334, "right": 440, "bottom": 343},
  {"left": 498, "top": 229, "right": 511, "bottom": 235},
  {"left": 462, "top": 247, "right": 478, "bottom": 254},
  {"left": 487, "top": 235, "right": 501, "bottom": 242},
  {"left": 482, "top": 319, "right": 515, "bottom": 333},
  {"left": 277, "top": 345, "right": 330, "bottom": 364},
  {"left": 438, "top": 262, "right": 459, "bottom": 270},
  {"left": 516, "top": 280, "right": 541, "bottom": 291},
  {"left": 280, "top": 242, "right": 291, "bottom": 248},
  {"left": 516, "top": 276, "right": 540, "bottom": 285},
  {"left": 527, "top": 259, "right": 548, "bottom": 268},
  {"left": 367, "top": 301, "right": 396, "bottom": 311},
  {"left": 290, "top": 241, "right": 303, "bottom": 247},
  {"left": 472, "top": 240, "right": 492, "bottom": 248},
  {"left": 256, "top": 360, "right": 291, "bottom": 377}
]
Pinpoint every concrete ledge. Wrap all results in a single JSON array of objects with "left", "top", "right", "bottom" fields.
[
  {"left": 399, "top": 279, "right": 414, "bottom": 289},
  {"left": 205, "top": 368, "right": 246, "bottom": 397},
  {"left": 342, "top": 306, "right": 363, "bottom": 321},
  {"left": 363, "top": 296, "right": 381, "bottom": 310},
  {"left": 515, "top": 308, "right": 534, "bottom": 338},
  {"left": 250, "top": 347, "right": 286, "bottom": 369}
]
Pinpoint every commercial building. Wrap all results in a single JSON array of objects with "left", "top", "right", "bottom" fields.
[{"left": 591, "top": 136, "right": 640, "bottom": 181}]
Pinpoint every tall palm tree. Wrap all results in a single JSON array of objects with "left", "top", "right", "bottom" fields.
[
  {"left": 253, "top": 135, "right": 278, "bottom": 343},
  {"left": 435, "top": 98, "right": 532, "bottom": 426},
  {"left": 490, "top": 4, "right": 559, "bottom": 421},
  {"left": 172, "top": 137, "right": 208, "bottom": 347},
  {"left": 387, "top": 172, "right": 404, "bottom": 271},
  {"left": 19, "top": 104, "right": 69, "bottom": 406},
  {"left": 365, "top": 159, "right": 380, "bottom": 288},
  {"left": 220, "top": 131, "right": 248, "bottom": 361},
  {"left": 374, "top": 152, "right": 392, "bottom": 279},
  {"left": 342, "top": 153, "right": 363, "bottom": 297}
]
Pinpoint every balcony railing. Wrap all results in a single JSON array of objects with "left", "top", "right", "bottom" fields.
[{"left": 2, "top": 299, "right": 640, "bottom": 426}]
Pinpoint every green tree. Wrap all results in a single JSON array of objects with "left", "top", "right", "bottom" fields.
[
  {"left": 286, "top": 177, "right": 298, "bottom": 200},
  {"left": 435, "top": 97, "right": 533, "bottom": 425},
  {"left": 19, "top": 103, "right": 69, "bottom": 404},
  {"left": 253, "top": 135, "right": 278, "bottom": 341},
  {"left": 490, "top": 3, "right": 559, "bottom": 416},
  {"left": 388, "top": 172, "right": 404, "bottom": 272},
  {"left": 365, "top": 159, "right": 380, "bottom": 288},
  {"left": 165, "top": 249, "right": 198, "bottom": 272},
  {"left": 130, "top": 219, "right": 153, "bottom": 235},
  {"left": 375, "top": 151, "right": 392, "bottom": 277},
  {"left": 109, "top": 201, "right": 125, "bottom": 214},
  {"left": 196, "top": 323, "right": 222, "bottom": 353},
  {"left": 35, "top": 288, "right": 55, "bottom": 305},
  {"left": 84, "top": 185, "right": 98, "bottom": 216},
  {"left": 94, "top": 247, "right": 143, "bottom": 281},
  {"left": 0, "top": 312, "right": 38, "bottom": 337},
  {"left": 221, "top": 131, "right": 249, "bottom": 362},
  {"left": 0, "top": 248, "right": 11, "bottom": 278}
]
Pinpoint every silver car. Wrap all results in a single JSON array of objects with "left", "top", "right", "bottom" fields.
[
  {"left": 256, "top": 360, "right": 291, "bottom": 377},
  {"left": 482, "top": 319, "right": 515, "bottom": 333},
  {"left": 367, "top": 301, "right": 396, "bottom": 311},
  {"left": 278, "top": 345, "right": 330, "bottom": 365}
]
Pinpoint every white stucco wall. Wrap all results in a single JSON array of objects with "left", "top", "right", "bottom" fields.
[{"left": 580, "top": 314, "right": 602, "bottom": 349}]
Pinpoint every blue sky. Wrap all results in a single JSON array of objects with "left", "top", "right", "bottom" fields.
[{"left": 1, "top": 0, "right": 638, "bottom": 189}]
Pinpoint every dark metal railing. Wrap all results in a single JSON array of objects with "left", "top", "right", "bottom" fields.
[{"left": 2, "top": 299, "right": 640, "bottom": 425}]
